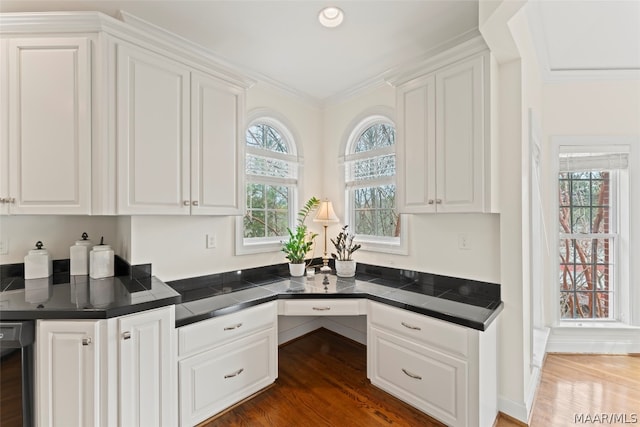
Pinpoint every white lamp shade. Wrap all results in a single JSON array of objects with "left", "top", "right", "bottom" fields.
[{"left": 314, "top": 200, "right": 339, "bottom": 223}]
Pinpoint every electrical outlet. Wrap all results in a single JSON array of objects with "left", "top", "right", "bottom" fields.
[
  {"left": 458, "top": 233, "right": 470, "bottom": 250},
  {"left": 0, "top": 239, "right": 7, "bottom": 255},
  {"left": 206, "top": 234, "right": 216, "bottom": 249}
]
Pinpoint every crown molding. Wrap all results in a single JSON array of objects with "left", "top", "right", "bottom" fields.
[
  {"left": 384, "top": 29, "right": 488, "bottom": 87},
  {"left": 116, "top": 11, "right": 255, "bottom": 89},
  {"left": 0, "top": 11, "right": 255, "bottom": 89}
]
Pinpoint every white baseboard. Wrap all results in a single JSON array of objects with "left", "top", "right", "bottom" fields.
[
  {"left": 547, "top": 326, "right": 640, "bottom": 353},
  {"left": 278, "top": 318, "right": 322, "bottom": 345},
  {"left": 497, "top": 396, "right": 528, "bottom": 424},
  {"left": 526, "top": 365, "right": 541, "bottom": 415},
  {"left": 320, "top": 318, "right": 367, "bottom": 345}
]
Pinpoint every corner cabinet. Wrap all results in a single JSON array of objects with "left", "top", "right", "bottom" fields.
[
  {"left": 36, "top": 306, "right": 176, "bottom": 427},
  {"left": 1, "top": 37, "right": 92, "bottom": 214},
  {"left": 367, "top": 301, "right": 497, "bottom": 427},
  {"left": 115, "top": 40, "right": 244, "bottom": 215},
  {"left": 396, "top": 52, "right": 496, "bottom": 214}
]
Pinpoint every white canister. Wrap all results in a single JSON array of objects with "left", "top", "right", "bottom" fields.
[
  {"left": 24, "top": 241, "right": 52, "bottom": 279},
  {"left": 89, "top": 238, "right": 114, "bottom": 279},
  {"left": 70, "top": 232, "right": 93, "bottom": 276}
]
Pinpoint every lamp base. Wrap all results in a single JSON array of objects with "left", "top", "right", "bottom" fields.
[{"left": 320, "top": 265, "right": 332, "bottom": 273}]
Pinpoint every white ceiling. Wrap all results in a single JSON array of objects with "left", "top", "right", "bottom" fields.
[
  {"left": 530, "top": 0, "right": 640, "bottom": 79},
  {"left": 2, "top": 1, "right": 638, "bottom": 100},
  {"left": 0, "top": 0, "right": 480, "bottom": 102}
]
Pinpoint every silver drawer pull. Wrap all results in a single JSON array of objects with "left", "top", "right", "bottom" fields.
[
  {"left": 401, "top": 321, "right": 421, "bottom": 331},
  {"left": 224, "top": 368, "right": 244, "bottom": 379},
  {"left": 82, "top": 337, "right": 92, "bottom": 346},
  {"left": 402, "top": 368, "right": 422, "bottom": 380},
  {"left": 312, "top": 307, "right": 331, "bottom": 311},
  {"left": 427, "top": 199, "right": 434, "bottom": 205},
  {"left": 224, "top": 323, "right": 243, "bottom": 331},
  {"left": 183, "top": 200, "right": 190, "bottom": 206},
  {"left": 122, "top": 331, "right": 131, "bottom": 340}
]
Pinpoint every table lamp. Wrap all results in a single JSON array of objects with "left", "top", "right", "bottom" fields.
[{"left": 313, "top": 199, "right": 339, "bottom": 272}]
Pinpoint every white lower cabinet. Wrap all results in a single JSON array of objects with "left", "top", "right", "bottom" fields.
[
  {"left": 116, "top": 306, "right": 176, "bottom": 427},
  {"left": 367, "top": 301, "right": 497, "bottom": 427},
  {"left": 369, "top": 328, "right": 467, "bottom": 427},
  {"left": 36, "top": 320, "right": 100, "bottom": 427},
  {"left": 36, "top": 306, "right": 176, "bottom": 427},
  {"left": 177, "top": 301, "right": 278, "bottom": 427}
]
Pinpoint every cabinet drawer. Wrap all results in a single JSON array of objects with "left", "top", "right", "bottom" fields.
[
  {"left": 369, "top": 328, "right": 467, "bottom": 427},
  {"left": 178, "top": 329, "right": 277, "bottom": 427},
  {"left": 178, "top": 301, "right": 276, "bottom": 358},
  {"left": 369, "top": 301, "right": 468, "bottom": 357},
  {"left": 279, "top": 299, "right": 365, "bottom": 316}
]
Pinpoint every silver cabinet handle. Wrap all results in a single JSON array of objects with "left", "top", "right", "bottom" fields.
[
  {"left": 436, "top": 199, "right": 442, "bottom": 204},
  {"left": 0, "top": 198, "right": 5, "bottom": 204},
  {"left": 82, "top": 337, "right": 92, "bottom": 346},
  {"left": 192, "top": 200, "right": 199, "bottom": 206},
  {"left": 402, "top": 368, "right": 422, "bottom": 380},
  {"left": 224, "top": 368, "right": 244, "bottom": 379},
  {"left": 224, "top": 323, "right": 243, "bottom": 331},
  {"left": 401, "top": 321, "right": 421, "bottom": 331},
  {"left": 312, "top": 306, "right": 331, "bottom": 311},
  {"left": 183, "top": 200, "right": 190, "bottom": 206},
  {"left": 122, "top": 331, "right": 131, "bottom": 340},
  {"left": 427, "top": 199, "right": 434, "bottom": 205}
]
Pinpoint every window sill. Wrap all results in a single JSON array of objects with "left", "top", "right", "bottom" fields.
[{"left": 554, "top": 321, "right": 640, "bottom": 330}]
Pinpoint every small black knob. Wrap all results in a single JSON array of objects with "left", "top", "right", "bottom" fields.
[
  {"left": 81, "top": 232, "right": 89, "bottom": 240},
  {"left": 35, "top": 241, "right": 44, "bottom": 250}
]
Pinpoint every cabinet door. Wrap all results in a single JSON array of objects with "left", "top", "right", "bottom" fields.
[
  {"left": 396, "top": 74, "right": 436, "bottom": 213},
  {"left": 435, "top": 55, "right": 485, "bottom": 213},
  {"left": 118, "top": 306, "right": 175, "bottom": 427},
  {"left": 1, "top": 39, "right": 8, "bottom": 215},
  {"left": 37, "top": 320, "right": 100, "bottom": 427},
  {"left": 116, "top": 42, "right": 190, "bottom": 214},
  {"left": 8, "top": 37, "right": 91, "bottom": 214},
  {"left": 191, "top": 72, "right": 244, "bottom": 215}
]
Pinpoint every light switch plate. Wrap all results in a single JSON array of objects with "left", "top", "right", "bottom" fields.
[
  {"left": 206, "top": 234, "right": 216, "bottom": 249},
  {"left": 458, "top": 233, "right": 470, "bottom": 250},
  {"left": 0, "top": 239, "right": 8, "bottom": 255}
]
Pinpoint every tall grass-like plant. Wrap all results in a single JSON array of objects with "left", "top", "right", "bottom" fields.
[{"left": 281, "top": 197, "right": 320, "bottom": 264}]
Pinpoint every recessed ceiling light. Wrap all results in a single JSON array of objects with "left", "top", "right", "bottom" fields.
[{"left": 318, "top": 6, "right": 344, "bottom": 28}]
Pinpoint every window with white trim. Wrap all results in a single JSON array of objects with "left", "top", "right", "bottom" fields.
[
  {"left": 236, "top": 117, "right": 300, "bottom": 255},
  {"left": 556, "top": 144, "right": 630, "bottom": 322},
  {"left": 344, "top": 116, "right": 406, "bottom": 253}
]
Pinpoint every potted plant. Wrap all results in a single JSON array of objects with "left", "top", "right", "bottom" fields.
[
  {"left": 331, "top": 225, "right": 361, "bottom": 277},
  {"left": 281, "top": 197, "right": 320, "bottom": 276}
]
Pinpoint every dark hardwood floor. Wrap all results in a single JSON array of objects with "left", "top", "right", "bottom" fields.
[{"left": 199, "top": 328, "right": 446, "bottom": 427}]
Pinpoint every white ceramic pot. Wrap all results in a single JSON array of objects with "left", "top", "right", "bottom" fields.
[
  {"left": 288, "top": 263, "right": 306, "bottom": 277},
  {"left": 335, "top": 260, "right": 356, "bottom": 277}
]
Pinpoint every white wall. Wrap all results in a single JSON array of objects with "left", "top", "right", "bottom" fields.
[{"left": 0, "top": 215, "right": 118, "bottom": 264}]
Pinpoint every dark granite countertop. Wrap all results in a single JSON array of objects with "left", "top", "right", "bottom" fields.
[
  {"left": 0, "top": 275, "right": 181, "bottom": 320},
  {"left": 170, "top": 263, "right": 503, "bottom": 331}
]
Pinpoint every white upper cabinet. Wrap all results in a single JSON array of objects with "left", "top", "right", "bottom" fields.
[
  {"left": 2, "top": 37, "right": 92, "bottom": 214},
  {"left": 190, "top": 71, "right": 244, "bottom": 215},
  {"left": 115, "top": 42, "right": 245, "bottom": 215},
  {"left": 116, "top": 41, "right": 191, "bottom": 215},
  {"left": 396, "top": 51, "right": 495, "bottom": 214}
]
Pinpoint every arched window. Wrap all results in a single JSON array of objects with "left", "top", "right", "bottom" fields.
[
  {"left": 344, "top": 114, "right": 406, "bottom": 253},
  {"left": 236, "top": 115, "right": 300, "bottom": 254}
]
